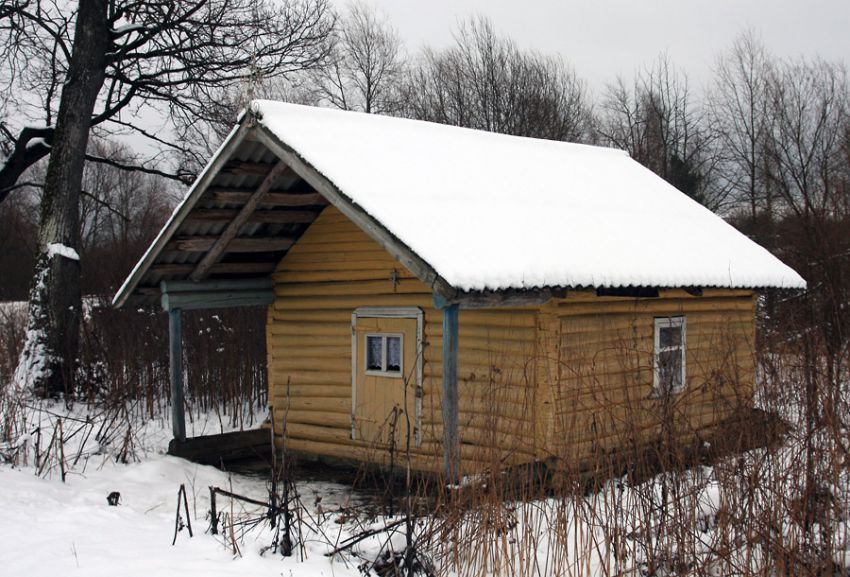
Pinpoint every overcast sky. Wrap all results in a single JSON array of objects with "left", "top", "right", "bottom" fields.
[{"left": 364, "top": 0, "right": 849, "bottom": 94}]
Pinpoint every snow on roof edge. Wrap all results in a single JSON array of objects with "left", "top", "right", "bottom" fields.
[{"left": 253, "top": 100, "right": 806, "bottom": 292}]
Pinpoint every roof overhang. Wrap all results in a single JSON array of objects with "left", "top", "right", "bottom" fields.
[{"left": 113, "top": 112, "right": 456, "bottom": 309}]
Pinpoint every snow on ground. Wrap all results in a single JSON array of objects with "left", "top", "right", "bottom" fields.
[
  {"left": 0, "top": 403, "right": 368, "bottom": 577},
  {"left": 3, "top": 394, "right": 850, "bottom": 577}
]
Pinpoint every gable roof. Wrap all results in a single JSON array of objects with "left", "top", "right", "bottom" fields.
[{"left": 114, "top": 100, "right": 805, "bottom": 307}]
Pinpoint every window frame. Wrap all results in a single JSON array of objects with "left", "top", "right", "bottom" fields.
[
  {"left": 653, "top": 316, "right": 686, "bottom": 395},
  {"left": 363, "top": 332, "right": 405, "bottom": 378}
]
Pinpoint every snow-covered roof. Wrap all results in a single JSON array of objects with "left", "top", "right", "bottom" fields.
[
  {"left": 113, "top": 101, "right": 804, "bottom": 308},
  {"left": 251, "top": 101, "right": 804, "bottom": 291}
]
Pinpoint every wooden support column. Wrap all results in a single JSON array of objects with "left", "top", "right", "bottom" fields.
[
  {"left": 441, "top": 303, "right": 459, "bottom": 480},
  {"left": 169, "top": 307, "right": 186, "bottom": 443}
]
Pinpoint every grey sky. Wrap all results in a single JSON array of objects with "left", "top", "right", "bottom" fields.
[{"left": 365, "top": 0, "right": 849, "bottom": 93}]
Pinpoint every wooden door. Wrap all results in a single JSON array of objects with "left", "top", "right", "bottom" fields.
[{"left": 354, "top": 316, "right": 417, "bottom": 447}]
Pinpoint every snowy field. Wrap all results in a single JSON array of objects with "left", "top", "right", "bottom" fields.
[
  {"left": 2, "top": 395, "right": 850, "bottom": 577},
  {"left": 0, "top": 403, "right": 378, "bottom": 577}
]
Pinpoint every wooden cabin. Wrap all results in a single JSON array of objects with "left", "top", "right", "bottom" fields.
[{"left": 114, "top": 101, "right": 805, "bottom": 477}]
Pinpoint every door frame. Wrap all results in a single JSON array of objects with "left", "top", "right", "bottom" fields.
[{"left": 351, "top": 306, "right": 424, "bottom": 447}]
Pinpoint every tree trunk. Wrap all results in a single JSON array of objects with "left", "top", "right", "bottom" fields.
[{"left": 13, "top": 0, "right": 109, "bottom": 397}]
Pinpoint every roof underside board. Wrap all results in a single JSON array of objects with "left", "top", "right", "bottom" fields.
[{"left": 118, "top": 130, "right": 330, "bottom": 306}]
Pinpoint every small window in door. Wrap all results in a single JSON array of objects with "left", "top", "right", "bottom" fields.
[
  {"left": 365, "top": 333, "right": 403, "bottom": 377},
  {"left": 653, "top": 316, "right": 686, "bottom": 394}
]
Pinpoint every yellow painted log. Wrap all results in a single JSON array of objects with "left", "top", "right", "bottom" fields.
[
  {"left": 283, "top": 409, "right": 351, "bottom": 429},
  {"left": 274, "top": 278, "right": 428, "bottom": 297},
  {"left": 272, "top": 384, "right": 351, "bottom": 399},
  {"left": 275, "top": 294, "right": 431, "bottom": 310},
  {"left": 270, "top": 369, "right": 350, "bottom": 385},
  {"left": 274, "top": 356, "right": 351, "bottom": 373},
  {"left": 269, "top": 333, "right": 350, "bottom": 346},
  {"left": 268, "top": 345, "right": 350, "bottom": 359},
  {"left": 274, "top": 396, "right": 350, "bottom": 413},
  {"left": 273, "top": 269, "right": 416, "bottom": 284},
  {"left": 270, "top": 321, "right": 350, "bottom": 336}
]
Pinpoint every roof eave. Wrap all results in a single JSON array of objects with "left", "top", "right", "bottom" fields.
[{"left": 112, "top": 121, "right": 253, "bottom": 308}]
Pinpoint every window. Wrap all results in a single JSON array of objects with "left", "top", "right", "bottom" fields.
[
  {"left": 365, "top": 333, "right": 403, "bottom": 376},
  {"left": 653, "top": 317, "right": 686, "bottom": 394}
]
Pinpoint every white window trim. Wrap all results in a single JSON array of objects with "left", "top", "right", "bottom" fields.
[
  {"left": 653, "top": 316, "right": 686, "bottom": 395},
  {"left": 351, "top": 307, "right": 424, "bottom": 447},
  {"left": 364, "top": 332, "right": 404, "bottom": 378}
]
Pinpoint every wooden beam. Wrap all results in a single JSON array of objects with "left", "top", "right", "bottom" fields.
[
  {"left": 112, "top": 122, "right": 252, "bottom": 308},
  {"left": 169, "top": 308, "right": 186, "bottom": 442},
  {"left": 206, "top": 190, "right": 327, "bottom": 207},
  {"left": 436, "top": 288, "right": 563, "bottom": 309},
  {"left": 162, "top": 278, "right": 273, "bottom": 293},
  {"left": 162, "top": 290, "right": 274, "bottom": 311},
  {"left": 441, "top": 303, "right": 459, "bottom": 481},
  {"left": 190, "top": 162, "right": 291, "bottom": 281},
  {"left": 167, "top": 236, "right": 295, "bottom": 253},
  {"left": 151, "top": 262, "right": 277, "bottom": 276},
  {"left": 185, "top": 209, "right": 318, "bottom": 224},
  {"left": 221, "top": 161, "right": 279, "bottom": 176}
]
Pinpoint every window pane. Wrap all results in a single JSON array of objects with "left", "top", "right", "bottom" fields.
[
  {"left": 659, "top": 325, "right": 683, "bottom": 348},
  {"left": 386, "top": 336, "right": 402, "bottom": 372},
  {"left": 366, "top": 336, "right": 383, "bottom": 370},
  {"left": 658, "top": 349, "right": 683, "bottom": 391}
]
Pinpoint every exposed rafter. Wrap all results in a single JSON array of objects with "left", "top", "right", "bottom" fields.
[
  {"left": 151, "top": 262, "right": 277, "bottom": 276},
  {"left": 185, "top": 208, "right": 318, "bottom": 224},
  {"left": 206, "top": 190, "right": 328, "bottom": 207},
  {"left": 168, "top": 236, "right": 295, "bottom": 253},
  {"left": 189, "top": 161, "right": 292, "bottom": 281}
]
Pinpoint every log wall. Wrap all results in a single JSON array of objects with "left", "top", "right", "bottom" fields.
[
  {"left": 543, "top": 289, "right": 757, "bottom": 469},
  {"left": 268, "top": 206, "right": 540, "bottom": 474},
  {"left": 268, "top": 206, "right": 758, "bottom": 474}
]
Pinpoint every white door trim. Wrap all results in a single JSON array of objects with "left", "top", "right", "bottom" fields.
[{"left": 351, "top": 306, "right": 424, "bottom": 447}]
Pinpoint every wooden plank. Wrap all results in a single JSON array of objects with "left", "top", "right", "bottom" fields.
[
  {"left": 191, "top": 161, "right": 292, "bottom": 281},
  {"left": 221, "top": 160, "right": 280, "bottom": 176},
  {"left": 271, "top": 384, "right": 351, "bottom": 398},
  {"left": 273, "top": 294, "right": 430, "bottom": 310},
  {"left": 167, "top": 429, "right": 269, "bottom": 466},
  {"left": 152, "top": 262, "right": 277, "bottom": 276},
  {"left": 273, "top": 278, "right": 427, "bottom": 297},
  {"left": 113, "top": 122, "right": 252, "bottom": 308},
  {"left": 441, "top": 303, "right": 459, "bottom": 480},
  {"left": 162, "top": 278, "right": 273, "bottom": 293},
  {"left": 280, "top": 249, "right": 401, "bottom": 264},
  {"left": 186, "top": 209, "right": 318, "bottom": 225},
  {"left": 206, "top": 190, "right": 328, "bottom": 207},
  {"left": 169, "top": 236, "right": 295, "bottom": 253},
  {"left": 162, "top": 290, "right": 274, "bottom": 311},
  {"left": 169, "top": 309, "right": 186, "bottom": 442},
  {"left": 272, "top": 269, "right": 412, "bottom": 284}
]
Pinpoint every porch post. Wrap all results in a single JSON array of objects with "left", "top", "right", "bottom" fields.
[
  {"left": 169, "top": 307, "right": 186, "bottom": 442},
  {"left": 441, "top": 303, "right": 459, "bottom": 481}
]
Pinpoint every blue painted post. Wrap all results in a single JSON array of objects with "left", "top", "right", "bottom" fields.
[
  {"left": 442, "top": 303, "right": 459, "bottom": 481},
  {"left": 169, "top": 307, "right": 186, "bottom": 443}
]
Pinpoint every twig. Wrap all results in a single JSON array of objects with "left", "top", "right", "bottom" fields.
[{"left": 326, "top": 518, "right": 408, "bottom": 557}]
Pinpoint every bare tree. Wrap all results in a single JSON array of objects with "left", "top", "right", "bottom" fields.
[
  {"left": 708, "top": 31, "right": 775, "bottom": 228},
  {"left": 77, "top": 138, "right": 177, "bottom": 293},
  {"left": 311, "top": 1, "right": 404, "bottom": 114},
  {"left": 1, "top": 0, "right": 333, "bottom": 397},
  {"left": 403, "top": 17, "right": 592, "bottom": 142},
  {"left": 765, "top": 57, "right": 849, "bottom": 369},
  {"left": 599, "top": 55, "right": 724, "bottom": 210}
]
